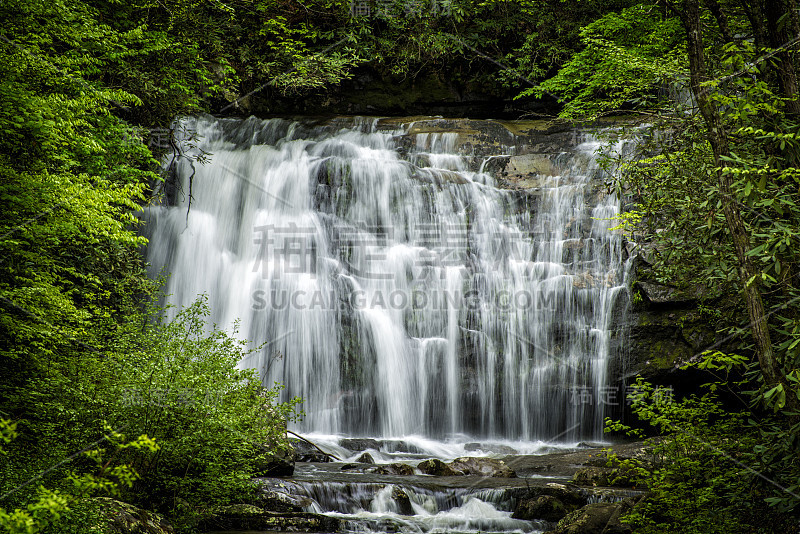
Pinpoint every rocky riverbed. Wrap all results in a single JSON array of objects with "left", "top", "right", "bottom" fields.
[{"left": 201, "top": 436, "right": 652, "bottom": 534}]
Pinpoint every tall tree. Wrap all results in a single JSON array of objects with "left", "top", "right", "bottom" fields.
[{"left": 676, "top": 0, "right": 788, "bottom": 393}]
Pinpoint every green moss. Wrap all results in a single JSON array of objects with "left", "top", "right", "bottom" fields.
[{"left": 495, "top": 120, "right": 558, "bottom": 135}]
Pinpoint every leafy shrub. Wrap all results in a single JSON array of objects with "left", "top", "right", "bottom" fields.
[
  {"left": 105, "top": 296, "right": 302, "bottom": 528},
  {"left": 606, "top": 372, "right": 798, "bottom": 533}
]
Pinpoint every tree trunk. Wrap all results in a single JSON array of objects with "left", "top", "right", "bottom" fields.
[
  {"left": 739, "top": 0, "right": 767, "bottom": 50},
  {"left": 680, "top": 0, "right": 787, "bottom": 393},
  {"left": 703, "top": 0, "right": 733, "bottom": 43},
  {"left": 764, "top": 0, "right": 800, "bottom": 119}
]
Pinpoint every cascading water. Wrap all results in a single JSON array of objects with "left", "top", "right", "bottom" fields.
[
  {"left": 259, "top": 478, "right": 546, "bottom": 534},
  {"left": 143, "top": 115, "right": 630, "bottom": 442}
]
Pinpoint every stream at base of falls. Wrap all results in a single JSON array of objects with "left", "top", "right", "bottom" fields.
[
  {"left": 270, "top": 435, "right": 576, "bottom": 534},
  {"left": 202, "top": 436, "right": 645, "bottom": 534}
]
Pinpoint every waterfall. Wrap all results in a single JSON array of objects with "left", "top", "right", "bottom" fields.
[{"left": 143, "top": 115, "right": 630, "bottom": 441}]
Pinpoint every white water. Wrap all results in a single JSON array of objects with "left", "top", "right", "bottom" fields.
[
  {"left": 144, "top": 115, "right": 630, "bottom": 442},
  {"left": 264, "top": 478, "right": 547, "bottom": 534}
]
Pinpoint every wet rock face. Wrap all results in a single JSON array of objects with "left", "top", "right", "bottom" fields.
[
  {"left": 383, "top": 116, "right": 611, "bottom": 164},
  {"left": 612, "top": 253, "right": 738, "bottom": 392},
  {"left": 391, "top": 486, "right": 415, "bottom": 516}
]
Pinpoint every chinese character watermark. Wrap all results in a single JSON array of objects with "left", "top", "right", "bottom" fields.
[
  {"left": 350, "top": 0, "right": 451, "bottom": 18},
  {"left": 122, "top": 126, "right": 172, "bottom": 149},
  {"left": 567, "top": 385, "right": 673, "bottom": 406}
]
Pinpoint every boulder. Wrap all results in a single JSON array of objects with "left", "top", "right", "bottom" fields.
[
  {"left": 514, "top": 483, "right": 587, "bottom": 508},
  {"left": 604, "top": 496, "right": 640, "bottom": 534},
  {"left": 572, "top": 466, "right": 612, "bottom": 487},
  {"left": 374, "top": 462, "right": 415, "bottom": 476},
  {"left": 392, "top": 487, "right": 415, "bottom": 516},
  {"left": 572, "top": 466, "right": 636, "bottom": 488},
  {"left": 357, "top": 452, "right": 375, "bottom": 464},
  {"left": 89, "top": 498, "right": 174, "bottom": 534},
  {"left": 417, "top": 458, "right": 460, "bottom": 476},
  {"left": 513, "top": 495, "right": 569, "bottom": 522},
  {"left": 255, "top": 491, "right": 304, "bottom": 513},
  {"left": 201, "top": 505, "right": 340, "bottom": 532},
  {"left": 292, "top": 439, "right": 332, "bottom": 463},
  {"left": 253, "top": 445, "right": 295, "bottom": 477},
  {"left": 449, "top": 456, "right": 516, "bottom": 478}
]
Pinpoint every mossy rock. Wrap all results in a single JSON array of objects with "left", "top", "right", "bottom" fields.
[
  {"left": 62, "top": 497, "right": 173, "bottom": 534},
  {"left": 549, "top": 502, "right": 621, "bottom": 534},
  {"left": 417, "top": 458, "right": 460, "bottom": 476},
  {"left": 513, "top": 495, "right": 571, "bottom": 522},
  {"left": 448, "top": 456, "right": 516, "bottom": 477},
  {"left": 548, "top": 497, "right": 640, "bottom": 534},
  {"left": 374, "top": 462, "right": 415, "bottom": 475},
  {"left": 201, "top": 505, "right": 340, "bottom": 532}
]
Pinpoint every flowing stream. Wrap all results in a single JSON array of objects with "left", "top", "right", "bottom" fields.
[{"left": 143, "top": 115, "right": 633, "bottom": 533}]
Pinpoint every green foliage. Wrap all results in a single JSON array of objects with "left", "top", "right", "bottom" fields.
[
  {"left": 0, "top": 423, "right": 157, "bottom": 534},
  {"left": 606, "top": 377, "right": 798, "bottom": 533},
  {"left": 526, "top": 3, "right": 684, "bottom": 118},
  {"left": 3, "top": 1, "right": 800, "bottom": 533},
  {"left": 107, "top": 297, "right": 302, "bottom": 527},
  {"left": 598, "top": 7, "right": 800, "bottom": 520},
  {"left": 1, "top": 297, "right": 300, "bottom": 533}
]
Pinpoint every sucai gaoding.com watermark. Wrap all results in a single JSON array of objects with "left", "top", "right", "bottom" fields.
[
  {"left": 247, "top": 222, "right": 603, "bottom": 313},
  {"left": 251, "top": 286, "right": 561, "bottom": 312}
]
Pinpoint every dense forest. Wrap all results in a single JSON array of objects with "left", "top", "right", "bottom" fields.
[{"left": 1, "top": 0, "right": 799, "bottom": 533}]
